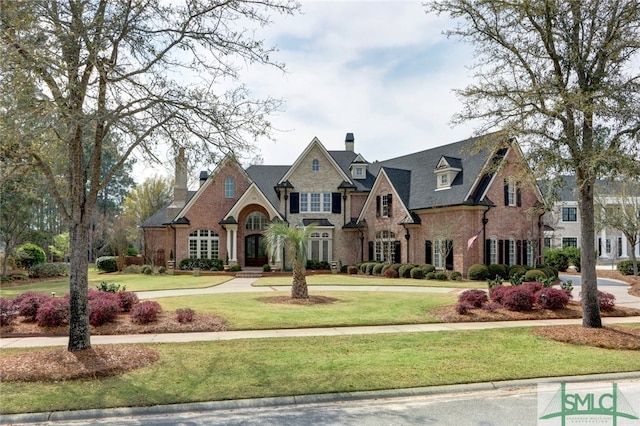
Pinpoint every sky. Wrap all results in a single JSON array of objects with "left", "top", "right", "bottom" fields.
[{"left": 134, "top": 1, "right": 480, "bottom": 184}]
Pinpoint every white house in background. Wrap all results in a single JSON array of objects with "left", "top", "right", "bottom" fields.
[{"left": 543, "top": 176, "right": 640, "bottom": 264}]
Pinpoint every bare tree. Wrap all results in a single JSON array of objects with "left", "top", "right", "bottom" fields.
[
  {"left": 426, "top": 0, "right": 640, "bottom": 328},
  {"left": 1, "top": 0, "right": 299, "bottom": 351}
]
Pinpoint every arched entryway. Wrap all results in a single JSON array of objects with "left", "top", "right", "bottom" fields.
[{"left": 245, "top": 234, "right": 268, "bottom": 267}]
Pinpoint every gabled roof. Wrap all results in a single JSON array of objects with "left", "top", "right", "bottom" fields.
[
  {"left": 141, "top": 191, "right": 197, "bottom": 227},
  {"left": 357, "top": 168, "right": 413, "bottom": 223},
  {"left": 328, "top": 150, "right": 376, "bottom": 191},
  {"left": 279, "top": 137, "right": 352, "bottom": 185},
  {"left": 368, "top": 134, "right": 497, "bottom": 210},
  {"left": 245, "top": 165, "right": 289, "bottom": 210}
]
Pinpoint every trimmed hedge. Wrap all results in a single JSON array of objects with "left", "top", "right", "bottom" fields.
[
  {"left": 410, "top": 267, "right": 425, "bottom": 279},
  {"left": 384, "top": 268, "right": 399, "bottom": 278},
  {"left": 524, "top": 269, "right": 546, "bottom": 282},
  {"left": 467, "top": 264, "right": 489, "bottom": 280},
  {"left": 96, "top": 256, "right": 118, "bottom": 273},
  {"left": 617, "top": 260, "right": 637, "bottom": 275},
  {"left": 488, "top": 264, "right": 507, "bottom": 280},
  {"left": 29, "top": 262, "right": 70, "bottom": 278},
  {"left": 179, "top": 258, "right": 224, "bottom": 271}
]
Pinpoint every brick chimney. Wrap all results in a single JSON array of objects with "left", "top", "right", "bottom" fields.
[
  {"left": 166, "top": 147, "right": 188, "bottom": 221},
  {"left": 345, "top": 132, "right": 355, "bottom": 152}
]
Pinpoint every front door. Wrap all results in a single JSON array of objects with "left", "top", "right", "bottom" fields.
[{"left": 245, "top": 234, "right": 268, "bottom": 267}]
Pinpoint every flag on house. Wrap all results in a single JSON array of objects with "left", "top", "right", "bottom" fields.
[{"left": 467, "top": 228, "right": 482, "bottom": 250}]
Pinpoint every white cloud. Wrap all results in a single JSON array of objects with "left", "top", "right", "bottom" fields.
[{"left": 133, "top": 0, "right": 479, "bottom": 182}]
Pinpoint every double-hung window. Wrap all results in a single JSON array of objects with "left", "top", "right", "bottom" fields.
[
  {"left": 299, "top": 193, "right": 331, "bottom": 213},
  {"left": 562, "top": 207, "right": 577, "bottom": 222}
]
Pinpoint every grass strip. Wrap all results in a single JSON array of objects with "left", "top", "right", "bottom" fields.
[
  {"left": 157, "top": 291, "right": 454, "bottom": 329},
  {"left": 2, "top": 326, "right": 640, "bottom": 414},
  {"left": 0, "top": 272, "right": 232, "bottom": 298}
]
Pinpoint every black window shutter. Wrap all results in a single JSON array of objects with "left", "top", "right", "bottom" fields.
[
  {"left": 516, "top": 240, "right": 522, "bottom": 265},
  {"left": 368, "top": 241, "right": 374, "bottom": 261},
  {"left": 425, "top": 240, "right": 432, "bottom": 265},
  {"left": 445, "top": 240, "right": 454, "bottom": 270},
  {"left": 498, "top": 239, "right": 504, "bottom": 264},
  {"left": 290, "top": 192, "right": 299, "bottom": 214},
  {"left": 394, "top": 240, "right": 401, "bottom": 263},
  {"left": 485, "top": 239, "right": 491, "bottom": 265},
  {"left": 376, "top": 196, "right": 381, "bottom": 217},
  {"left": 516, "top": 183, "right": 522, "bottom": 207},
  {"left": 503, "top": 180, "right": 509, "bottom": 206},
  {"left": 387, "top": 194, "right": 393, "bottom": 217},
  {"left": 331, "top": 192, "right": 341, "bottom": 214}
]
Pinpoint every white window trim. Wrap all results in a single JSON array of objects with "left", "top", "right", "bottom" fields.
[
  {"left": 299, "top": 192, "right": 332, "bottom": 213},
  {"left": 189, "top": 230, "right": 220, "bottom": 259},
  {"left": 224, "top": 177, "right": 235, "bottom": 198}
]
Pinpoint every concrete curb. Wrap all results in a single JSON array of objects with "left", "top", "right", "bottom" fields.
[{"left": 4, "top": 372, "right": 640, "bottom": 425}]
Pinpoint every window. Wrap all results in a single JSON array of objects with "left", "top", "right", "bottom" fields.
[
  {"left": 309, "top": 231, "right": 331, "bottom": 262},
  {"left": 505, "top": 180, "right": 516, "bottom": 206},
  {"left": 245, "top": 212, "right": 268, "bottom": 230},
  {"left": 562, "top": 237, "right": 578, "bottom": 248},
  {"left": 526, "top": 241, "right": 534, "bottom": 267},
  {"left": 508, "top": 238, "right": 515, "bottom": 266},
  {"left": 312, "top": 159, "right": 319, "bottom": 172},
  {"left": 299, "top": 193, "right": 332, "bottom": 213},
  {"left": 433, "top": 239, "right": 444, "bottom": 269},
  {"left": 188, "top": 230, "right": 219, "bottom": 259},
  {"left": 224, "top": 177, "right": 235, "bottom": 198},
  {"left": 618, "top": 237, "right": 623, "bottom": 257},
  {"left": 355, "top": 167, "right": 363, "bottom": 176},
  {"left": 440, "top": 174, "right": 448, "bottom": 185},
  {"left": 562, "top": 207, "right": 577, "bottom": 222},
  {"left": 605, "top": 239, "right": 611, "bottom": 254},
  {"left": 375, "top": 230, "right": 396, "bottom": 262},
  {"left": 489, "top": 238, "right": 498, "bottom": 265},
  {"left": 544, "top": 237, "right": 551, "bottom": 249}
]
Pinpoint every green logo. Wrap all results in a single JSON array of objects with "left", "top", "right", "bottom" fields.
[{"left": 539, "top": 383, "right": 639, "bottom": 425}]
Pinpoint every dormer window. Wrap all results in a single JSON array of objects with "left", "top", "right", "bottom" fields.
[
  {"left": 349, "top": 154, "right": 368, "bottom": 180},
  {"left": 435, "top": 156, "right": 462, "bottom": 190}
]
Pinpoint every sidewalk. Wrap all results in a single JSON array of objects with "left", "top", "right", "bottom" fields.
[{"left": 3, "top": 316, "right": 640, "bottom": 349}]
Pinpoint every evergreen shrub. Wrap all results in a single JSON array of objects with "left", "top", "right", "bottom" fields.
[{"left": 467, "top": 264, "right": 489, "bottom": 280}]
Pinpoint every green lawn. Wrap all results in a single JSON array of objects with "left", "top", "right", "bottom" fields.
[
  {"left": 157, "top": 291, "right": 454, "bottom": 329},
  {"left": 255, "top": 274, "right": 486, "bottom": 288},
  {"left": 0, "top": 271, "right": 232, "bottom": 298},
  {"left": 2, "top": 326, "right": 640, "bottom": 414}
]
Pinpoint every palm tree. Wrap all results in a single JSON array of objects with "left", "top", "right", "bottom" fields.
[{"left": 263, "top": 221, "right": 315, "bottom": 299}]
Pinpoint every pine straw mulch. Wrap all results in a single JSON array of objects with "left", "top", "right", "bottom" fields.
[{"left": 0, "top": 346, "right": 160, "bottom": 382}]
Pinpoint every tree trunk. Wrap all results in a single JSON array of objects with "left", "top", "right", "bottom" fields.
[
  {"left": 628, "top": 236, "right": 638, "bottom": 276},
  {"left": 578, "top": 181, "right": 602, "bottom": 328},
  {"left": 291, "top": 266, "right": 309, "bottom": 299},
  {"left": 68, "top": 220, "right": 92, "bottom": 351}
]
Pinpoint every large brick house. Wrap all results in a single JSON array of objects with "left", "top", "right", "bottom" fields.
[{"left": 142, "top": 133, "right": 545, "bottom": 274}]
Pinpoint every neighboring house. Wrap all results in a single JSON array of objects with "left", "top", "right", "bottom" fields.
[
  {"left": 142, "top": 133, "right": 545, "bottom": 274},
  {"left": 543, "top": 175, "right": 640, "bottom": 263}
]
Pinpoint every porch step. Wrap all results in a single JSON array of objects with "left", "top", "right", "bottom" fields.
[{"left": 235, "top": 271, "right": 263, "bottom": 278}]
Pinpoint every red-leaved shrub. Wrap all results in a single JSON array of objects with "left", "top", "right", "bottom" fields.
[
  {"left": 89, "top": 291, "right": 120, "bottom": 326},
  {"left": 522, "top": 281, "right": 543, "bottom": 295},
  {"left": 598, "top": 291, "right": 616, "bottom": 311},
  {"left": 36, "top": 297, "right": 69, "bottom": 327},
  {"left": 455, "top": 302, "right": 471, "bottom": 315},
  {"left": 501, "top": 287, "right": 534, "bottom": 311},
  {"left": 458, "top": 289, "right": 488, "bottom": 308},
  {"left": 130, "top": 301, "right": 162, "bottom": 324},
  {"left": 536, "top": 288, "right": 570, "bottom": 310},
  {"left": 489, "top": 285, "right": 509, "bottom": 305},
  {"left": 347, "top": 265, "right": 358, "bottom": 275},
  {"left": 116, "top": 291, "right": 139, "bottom": 312},
  {"left": 0, "top": 298, "right": 18, "bottom": 326},
  {"left": 176, "top": 308, "right": 195, "bottom": 323},
  {"left": 384, "top": 268, "right": 399, "bottom": 278},
  {"left": 14, "top": 291, "right": 50, "bottom": 322}
]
